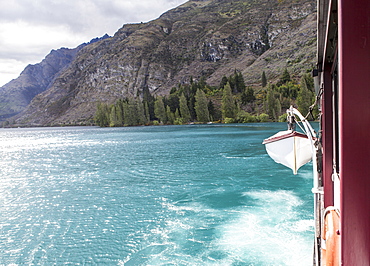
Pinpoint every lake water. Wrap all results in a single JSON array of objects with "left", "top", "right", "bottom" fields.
[{"left": 0, "top": 123, "right": 314, "bottom": 265}]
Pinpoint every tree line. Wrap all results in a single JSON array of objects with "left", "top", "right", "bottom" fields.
[{"left": 94, "top": 69, "right": 317, "bottom": 127}]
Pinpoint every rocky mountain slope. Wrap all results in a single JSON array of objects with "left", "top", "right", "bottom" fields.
[
  {"left": 8, "top": 0, "right": 316, "bottom": 126},
  {"left": 0, "top": 48, "right": 80, "bottom": 120},
  {"left": 0, "top": 34, "right": 109, "bottom": 121}
]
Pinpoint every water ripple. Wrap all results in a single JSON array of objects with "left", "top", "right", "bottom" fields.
[{"left": 0, "top": 125, "right": 313, "bottom": 265}]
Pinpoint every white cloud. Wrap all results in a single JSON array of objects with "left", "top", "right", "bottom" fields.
[
  {"left": 0, "top": 0, "right": 188, "bottom": 87},
  {"left": 0, "top": 59, "right": 26, "bottom": 85}
]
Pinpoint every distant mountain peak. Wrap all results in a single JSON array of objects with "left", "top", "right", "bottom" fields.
[{"left": 0, "top": 34, "right": 112, "bottom": 121}]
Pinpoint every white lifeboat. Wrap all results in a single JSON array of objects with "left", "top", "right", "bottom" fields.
[{"left": 263, "top": 130, "right": 312, "bottom": 174}]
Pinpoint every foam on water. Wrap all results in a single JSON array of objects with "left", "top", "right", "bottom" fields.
[
  {"left": 216, "top": 190, "right": 313, "bottom": 265},
  {"left": 0, "top": 124, "right": 315, "bottom": 265},
  {"left": 124, "top": 190, "right": 313, "bottom": 265}
]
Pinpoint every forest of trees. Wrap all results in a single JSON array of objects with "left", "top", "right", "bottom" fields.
[{"left": 94, "top": 69, "right": 317, "bottom": 127}]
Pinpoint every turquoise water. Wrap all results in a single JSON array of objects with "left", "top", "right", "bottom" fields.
[{"left": 0, "top": 123, "right": 314, "bottom": 265}]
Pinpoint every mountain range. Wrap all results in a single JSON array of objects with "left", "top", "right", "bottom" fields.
[{"left": 0, "top": 0, "right": 317, "bottom": 126}]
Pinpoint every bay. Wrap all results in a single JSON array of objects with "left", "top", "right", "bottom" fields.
[{"left": 0, "top": 123, "right": 314, "bottom": 265}]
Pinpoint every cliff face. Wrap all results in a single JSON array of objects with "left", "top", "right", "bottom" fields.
[{"left": 11, "top": 0, "right": 316, "bottom": 126}]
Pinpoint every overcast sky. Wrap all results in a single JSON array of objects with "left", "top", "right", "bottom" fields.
[{"left": 0, "top": 0, "right": 188, "bottom": 87}]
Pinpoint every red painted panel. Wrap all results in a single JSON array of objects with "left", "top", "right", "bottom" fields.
[
  {"left": 321, "top": 63, "right": 334, "bottom": 208},
  {"left": 338, "top": 0, "right": 370, "bottom": 264}
]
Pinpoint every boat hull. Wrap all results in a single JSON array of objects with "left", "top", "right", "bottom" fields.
[{"left": 263, "top": 130, "right": 312, "bottom": 174}]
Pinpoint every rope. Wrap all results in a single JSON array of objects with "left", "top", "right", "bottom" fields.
[
  {"left": 296, "top": 119, "right": 307, "bottom": 135},
  {"left": 304, "top": 86, "right": 324, "bottom": 120}
]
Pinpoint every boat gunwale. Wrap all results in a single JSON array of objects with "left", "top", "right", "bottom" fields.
[{"left": 262, "top": 131, "right": 309, "bottom": 144}]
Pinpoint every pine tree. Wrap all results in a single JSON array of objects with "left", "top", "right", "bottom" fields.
[
  {"left": 301, "top": 73, "right": 319, "bottom": 119},
  {"left": 167, "top": 94, "right": 179, "bottom": 113},
  {"left": 188, "top": 95, "right": 196, "bottom": 121},
  {"left": 229, "top": 73, "right": 237, "bottom": 93},
  {"left": 179, "top": 93, "right": 191, "bottom": 122},
  {"left": 262, "top": 71, "right": 267, "bottom": 87},
  {"left": 142, "top": 85, "right": 155, "bottom": 120},
  {"left": 219, "top": 76, "right": 228, "bottom": 89},
  {"left": 208, "top": 100, "right": 215, "bottom": 121},
  {"left": 194, "top": 89, "right": 210, "bottom": 122},
  {"left": 198, "top": 76, "right": 207, "bottom": 90},
  {"left": 174, "top": 109, "right": 182, "bottom": 125},
  {"left": 117, "top": 99, "right": 126, "bottom": 125},
  {"left": 277, "top": 68, "right": 291, "bottom": 86},
  {"left": 174, "top": 109, "right": 180, "bottom": 120},
  {"left": 154, "top": 96, "right": 167, "bottom": 124},
  {"left": 95, "top": 103, "right": 110, "bottom": 127},
  {"left": 166, "top": 106, "right": 175, "bottom": 124},
  {"left": 123, "top": 98, "right": 137, "bottom": 126},
  {"left": 297, "top": 74, "right": 314, "bottom": 117},
  {"left": 143, "top": 101, "right": 150, "bottom": 124},
  {"left": 136, "top": 99, "right": 147, "bottom": 125},
  {"left": 109, "top": 104, "right": 122, "bottom": 127},
  {"left": 265, "top": 85, "right": 281, "bottom": 121},
  {"left": 265, "top": 86, "right": 274, "bottom": 118},
  {"left": 241, "top": 87, "right": 256, "bottom": 104},
  {"left": 221, "top": 82, "right": 237, "bottom": 120},
  {"left": 235, "top": 71, "right": 246, "bottom": 93},
  {"left": 301, "top": 73, "right": 315, "bottom": 92}
]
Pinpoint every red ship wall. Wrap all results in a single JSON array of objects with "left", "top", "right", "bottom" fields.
[
  {"left": 338, "top": 0, "right": 370, "bottom": 264},
  {"left": 320, "top": 0, "right": 370, "bottom": 264}
]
